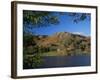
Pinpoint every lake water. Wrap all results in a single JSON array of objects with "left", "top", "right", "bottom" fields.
[{"left": 37, "top": 55, "right": 91, "bottom": 68}]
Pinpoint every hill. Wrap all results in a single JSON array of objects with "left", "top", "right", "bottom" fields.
[{"left": 24, "top": 32, "right": 91, "bottom": 56}]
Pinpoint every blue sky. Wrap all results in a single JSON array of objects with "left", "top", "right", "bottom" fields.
[{"left": 25, "top": 11, "right": 91, "bottom": 36}]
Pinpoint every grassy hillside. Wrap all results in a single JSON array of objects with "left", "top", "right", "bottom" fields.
[
  {"left": 23, "top": 32, "right": 91, "bottom": 68},
  {"left": 24, "top": 32, "right": 90, "bottom": 56}
]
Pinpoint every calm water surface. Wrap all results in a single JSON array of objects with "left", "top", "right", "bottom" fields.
[{"left": 37, "top": 55, "right": 91, "bottom": 68}]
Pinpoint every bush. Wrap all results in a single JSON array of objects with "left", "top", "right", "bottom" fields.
[{"left": 23, "top": 53, "right": 43, "bottom": 69}]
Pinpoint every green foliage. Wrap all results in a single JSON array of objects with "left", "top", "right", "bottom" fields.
[
  {"left": 23, "top": 34, "right": 44, "bottom": 69},
  {"left": 23, "top": 10, "right": 60, "bottom": 28},
  {"left": 68, "top": 13, "right": 90, "bottom": 23},
  {"left": 23, "top": 53, "right": 43, "bottom": 69},
  {"left": 23, "top": 34, "right": 34, "bottom": 47},
  {"left": 23, "top": 11, "right": 90, "bottom": 34}
]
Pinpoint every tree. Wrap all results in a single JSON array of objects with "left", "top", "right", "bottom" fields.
[
  {"left": 68, "top": 13, "right": 90, "bottom": 23},
  {"left": 23, "top": 10, "right": 90, "bottom": 33},
  {"left": 23, "top": 11, "right": 59, "bottom": 28}
]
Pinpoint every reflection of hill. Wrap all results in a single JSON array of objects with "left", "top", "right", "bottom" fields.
[{"left": 25, "top": 32, "right": 91, "bottom": 56}]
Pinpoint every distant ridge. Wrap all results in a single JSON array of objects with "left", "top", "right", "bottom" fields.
[{"left": 31, "top": 31, "right": 91, "bottom": 56}]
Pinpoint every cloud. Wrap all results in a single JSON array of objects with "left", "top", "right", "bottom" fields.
[{"left": 73, "top": 32, "right": 84, "bottom": 35}]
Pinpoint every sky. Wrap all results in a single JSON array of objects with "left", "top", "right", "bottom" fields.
[{"left": 24, "top": 11, "right": 91, "bottom": 36}]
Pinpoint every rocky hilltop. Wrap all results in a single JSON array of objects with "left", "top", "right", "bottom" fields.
[{"left": 24, "top": 32, "right": 91, "bottom": 56}]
